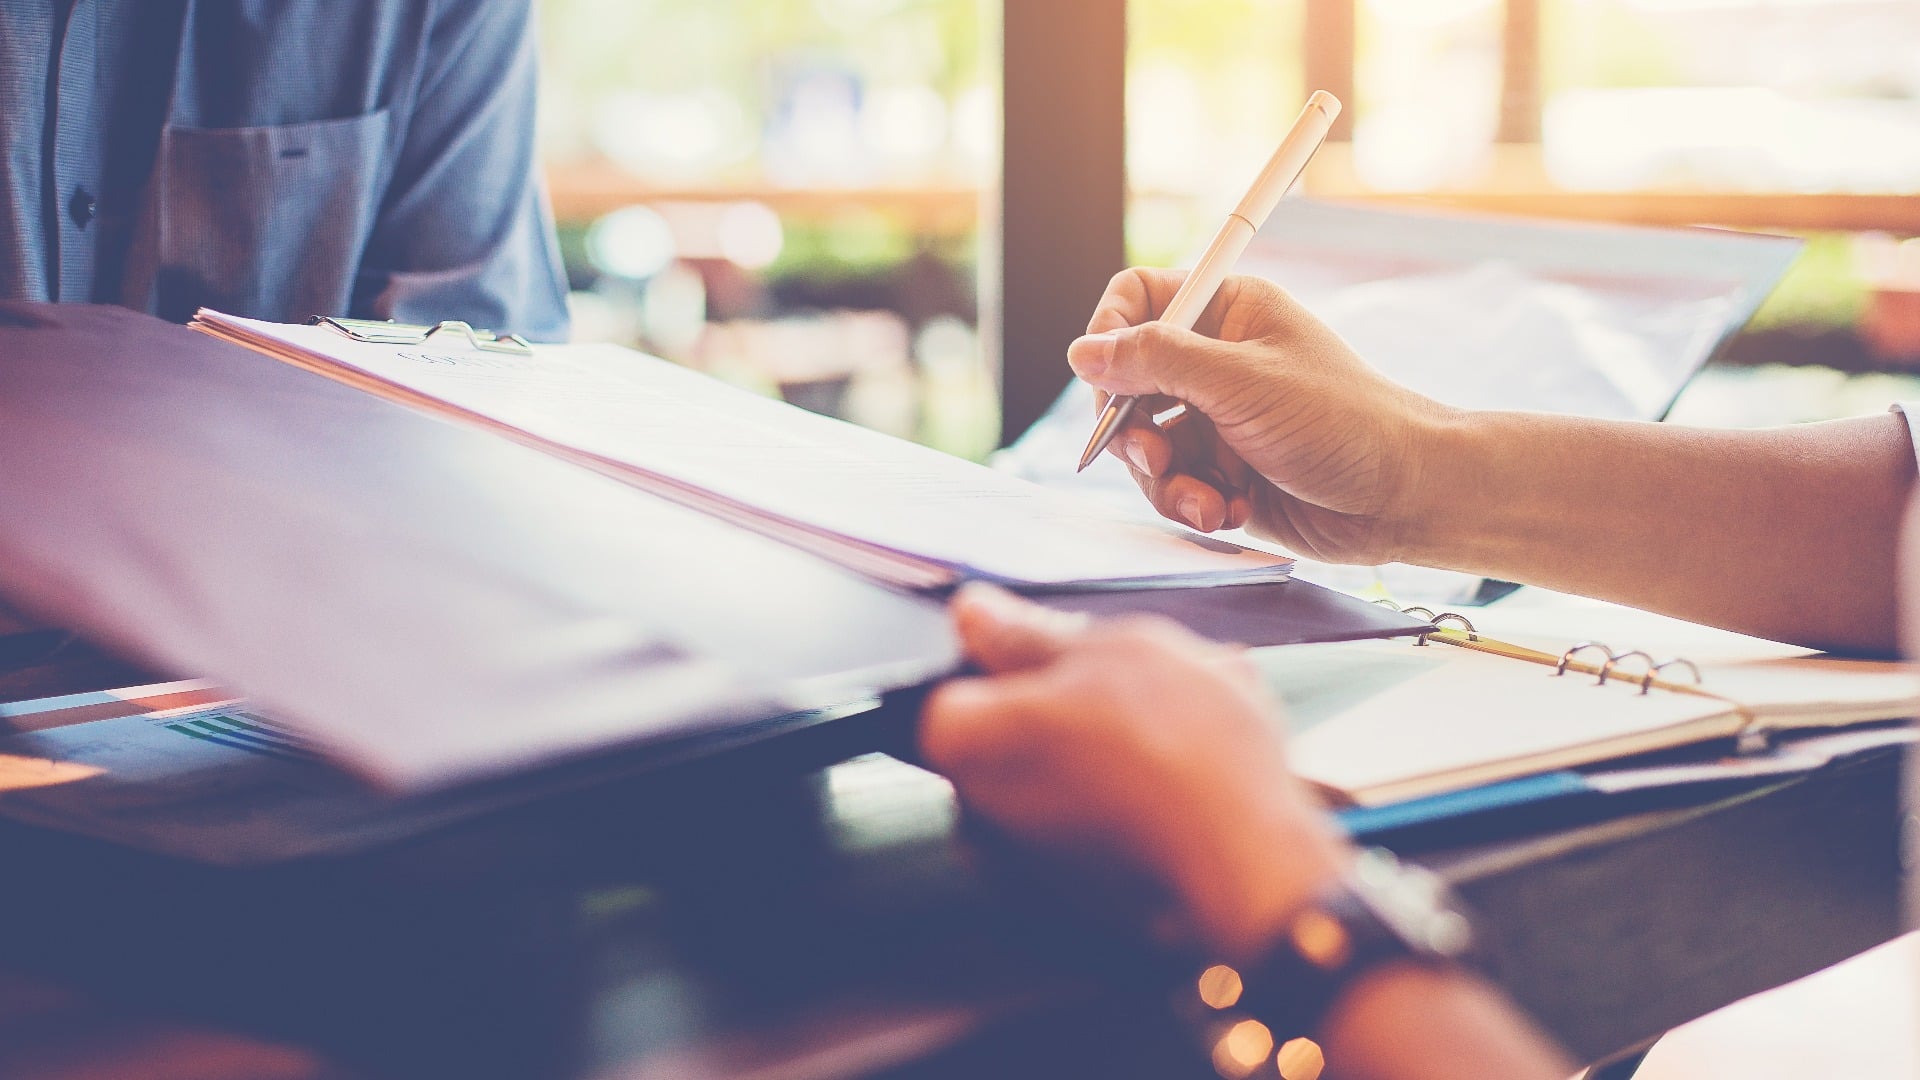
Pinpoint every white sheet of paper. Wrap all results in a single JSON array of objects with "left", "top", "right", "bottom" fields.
[
  {"left": 1585, "top": 724, "right": 1918, "bottom": 795},
  {"left": 1467, "top": 589, "right": 1818, "bottom": 664},
  {"left": 1269, "top": 638, "right": 1736, "bottom": 805},
  {"left": 198, "top": 313, "right": 1291, "bottom": 591},
  {"left": 1265, "top": 591, "right": 1919, "bottom": 804},
  {"left": 1469, "top": 593, "right": 1919, "bottom": 724}
]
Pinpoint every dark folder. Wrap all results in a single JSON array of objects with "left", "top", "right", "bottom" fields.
[{"left": 0, "top": 305, "right": 1418, "bottom": 851}]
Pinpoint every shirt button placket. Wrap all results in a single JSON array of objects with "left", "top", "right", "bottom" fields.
[
  {"left": 51, "top": 0, "right": 101, "bottom": 304},
  {"left": 68, "top": 187, "right": 96, "bottom": 230}
]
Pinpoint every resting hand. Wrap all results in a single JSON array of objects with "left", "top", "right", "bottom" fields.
[
  {"left": 919, "top": 585, "right": 1351, "bottom": 959},
  {"left": 1068, "top": 269, "right": 1452, "bottom": 565}
]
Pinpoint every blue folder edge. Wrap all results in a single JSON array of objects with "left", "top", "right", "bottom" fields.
[
  {"left": 1335, "top": 725, "right": 1914, "bottom": 847},
  {"left": 1336, "top": 771, "right": 1598, "bottom": 839}
]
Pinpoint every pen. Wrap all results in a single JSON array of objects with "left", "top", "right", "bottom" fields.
[{"left": 1076, "top": 89, "right": 1342, "bottom": 473}]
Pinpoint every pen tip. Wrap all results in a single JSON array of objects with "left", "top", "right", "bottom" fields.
[{"left": 1077, "top": 403, "right": 1126, "bottom": 473}]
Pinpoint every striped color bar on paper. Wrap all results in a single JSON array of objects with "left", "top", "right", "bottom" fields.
[
  {"left": 157, "top": 712, "right": 323, "bottom": 765},
  {"left": 0, "top": 679, "right": 236, "bottom": 734}
]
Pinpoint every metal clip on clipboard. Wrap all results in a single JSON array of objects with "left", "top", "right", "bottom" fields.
[{"left": 311, "top": 316, "right": 534, "bottom": 357}]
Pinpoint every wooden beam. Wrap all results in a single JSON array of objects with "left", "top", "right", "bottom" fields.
[
  {"left": 1498, "top": 0, "right": 1543, "bottom": 144},
  {"left": 542, "top": 166, "right": 981, "bottom": 233},
  {"left": 1347, "top": 190, "right": 1920, "bottom": 234},
  {"left": 1303, "top": 0, "right": 1357, "bottom": 142},
  {"left": 996, "top": 0, "right": 1127, "bottom": 446}
]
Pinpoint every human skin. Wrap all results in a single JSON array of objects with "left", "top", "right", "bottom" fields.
[
  {"left": 917, "top": 280, "right": 1912, "bottom": 1076},
  {"left": 920, "top": 586, "right": 1575, "bottom": 1080},
  {"left": 1068, "top": 269, "right": 1916, "bottom": 656}
]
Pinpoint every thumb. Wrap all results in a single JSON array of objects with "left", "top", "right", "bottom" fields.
[
  {"left": 1068, "top": 322, "right": 1270, "bottom": 420},
  {"left": 950, "top": 583, "right": 1089, "bottom": 674}
]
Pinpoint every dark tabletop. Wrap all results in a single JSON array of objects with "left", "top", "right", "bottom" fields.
[{"left": 0, "top": 639, "right": 1905, "bottom": 1080}]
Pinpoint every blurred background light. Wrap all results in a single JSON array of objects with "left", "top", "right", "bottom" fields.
[
  {"left": 718, "top": 202, "right": 787, "bottom": 270},
  {"left": 1545, "top": 88, "right": 1920, "bottom": 192},
  {"left": 586, "top": 205, "right": 677, "bottom": 281}
]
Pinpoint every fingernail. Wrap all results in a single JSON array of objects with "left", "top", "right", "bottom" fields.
[
  {"left": 955, "top": 581, "right": 1019, "bottom": 613},
  {"left": 1069, "top": 332, "right": 1117, "bottom": 378},
  {"left": 1177, "top": 496, "right": 1204, "bottom": 530},
  {"left": 1124, "top": 441, "right": 1151, "bottom": 474},
  {"left": 1038, "top": 607, "right": 1095, "bottom": 637}
]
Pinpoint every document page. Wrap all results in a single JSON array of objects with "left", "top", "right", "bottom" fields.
[
  {"left": 1265, "top": 638, "right": 1738, "bottom": 805},
  {"left": 1266, "top": 594, "right": 1919, "bottom": 805},
  {"left": 1469, "top": 592, "right": 1920, "bottom": 727},
  {"left": 196, "top": 313, "right": 1292, "bottom": 592}
]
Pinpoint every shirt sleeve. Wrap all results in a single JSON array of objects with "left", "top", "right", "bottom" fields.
[
  {"left": 351, "top": 1, "right": 570, "bottom": 342},
  {"left": 1898, "top": 402, "right": 1920, "bottom": 931}
]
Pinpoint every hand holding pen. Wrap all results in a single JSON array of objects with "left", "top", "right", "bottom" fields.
[
  {"left": 1075, "top": 90, "right": 1342, "bottom": 476},
  {"left": 1060, "top": 94, "right": 1470, "bottom": 565}
]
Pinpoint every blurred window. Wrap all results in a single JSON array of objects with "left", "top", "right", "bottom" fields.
[
  {"left": 539, "top": 0, "right": 998, "bottom": 459},
  {"left": 1127, "top": 0, "right": 1920, "bottom": 376},
  {"left": 538, "top": 1, "right": 1920, "bottom": 448}
]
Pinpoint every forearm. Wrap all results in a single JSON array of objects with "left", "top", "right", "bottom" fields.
[
  {"left": 1319, "top": 964, "right": 1573, "bottom": 1080},
  {"left": 1400, "top": 410, "right": 1915, "bottom": 655}
]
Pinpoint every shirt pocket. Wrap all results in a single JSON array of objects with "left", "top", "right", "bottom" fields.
[{"left": 137, "top": 109, "right": 392, "bottom": 324}]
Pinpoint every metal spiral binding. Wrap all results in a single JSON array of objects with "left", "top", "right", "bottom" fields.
[
  {"left": 1597, "top": 649, "right": 1655, "bottom": 688},
  {"left": 1554, "top": 641, "right": 1614, "bottom": 677},
  {"left": 1371, "top": 600, "right": 1477, "bottom": 646},
  {"left": 1371, "top": 601, "right": 1708, "bottom": 697},
  {"left": 1555, "top": 643, "right": 1705, "bottom": 696}
]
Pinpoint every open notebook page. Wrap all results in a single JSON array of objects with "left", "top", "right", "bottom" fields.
[
  {"left": 193, "top": 312, "right": 1292, "bottom": 593},
  {"left": 1266, "top": 637, "right": 1742, "bottom": 806},
  {"left": 1455, "top": 593, "right": 1919, "bottom": 729},
  {"left": 1272, "top": 594, "right": 1918, "bottom": 805}
]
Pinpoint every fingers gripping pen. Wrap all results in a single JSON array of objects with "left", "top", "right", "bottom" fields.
[{"left": 1076, "top": 91, "right": 1341, "bottom": 473}]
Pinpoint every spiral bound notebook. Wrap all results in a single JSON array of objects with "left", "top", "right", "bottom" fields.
[{"left": 1268, "top": 596, "right": 1920, "bottom": 807}]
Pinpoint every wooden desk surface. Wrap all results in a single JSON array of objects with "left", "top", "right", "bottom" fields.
[{"left": 0, "top": 645, "right": 1904, "bottom": 1080}]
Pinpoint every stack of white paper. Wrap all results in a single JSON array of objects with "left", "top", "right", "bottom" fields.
[{"left": 193, "top": 311, "right": 1293, "bottom": 593}]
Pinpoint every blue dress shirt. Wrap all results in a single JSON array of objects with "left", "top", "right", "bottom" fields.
[{"left": 0, "top": 1, "right": 569, "bottom": 340}]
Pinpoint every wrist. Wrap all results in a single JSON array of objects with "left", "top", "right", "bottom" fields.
[
  {"left": 1364, "top": 397, "right": 1468, "bottom": 567},
  {"left": 1319, "top": 962, "right": 1575, "bottom": 1080},
  {"left": 1176, "top": 798, "right": 1355, "bottom": 961},
  {"left": 1389, "top": 406, "right": 1511, "bottom": 571},
  {"left": 1321, "top": 959, "right": 1475, "bottom": 1049},
  {"left": 1179, "top": 848, "right": 1515, "bottom": 1080}
]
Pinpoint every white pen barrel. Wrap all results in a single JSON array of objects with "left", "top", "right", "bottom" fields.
[
  {"left": 1236, "top": 91, "right": 1341, "bottom": 225},
  {"left": 1159, "top": 215, "right": 1259, "bottom": 332}
]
